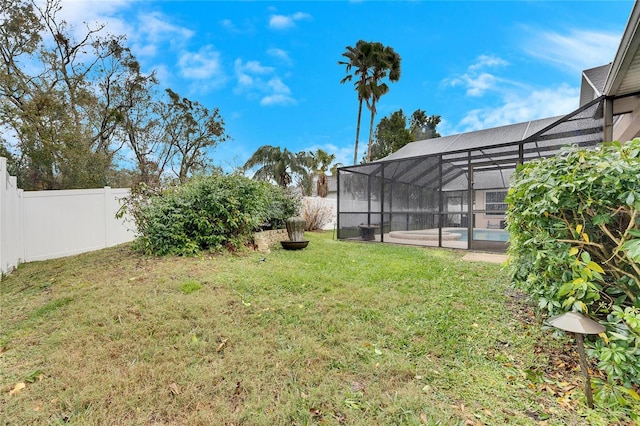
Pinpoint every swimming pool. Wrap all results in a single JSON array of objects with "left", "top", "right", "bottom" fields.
[
  {"left": 447, "top": 228, "right": 509, "bottom": 242},
  {"left": 388, "top": 228, "right": 509, "bottom": 243}
]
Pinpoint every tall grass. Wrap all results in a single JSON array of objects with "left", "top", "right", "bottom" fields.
[{"left": 0, "top": 233, "right": 631, "bottom": 425}]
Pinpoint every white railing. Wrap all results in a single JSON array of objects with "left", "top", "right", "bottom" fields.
[{"left": 0, "top": 157, "right": 135, "bottom": 277}]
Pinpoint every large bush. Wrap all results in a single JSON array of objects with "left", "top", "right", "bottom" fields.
[
  {"left": 506, "top": 139, "right": 640, "bottom": 405},
  {"left": 124, "top": 174, "right": 300, "bottom": 255}
]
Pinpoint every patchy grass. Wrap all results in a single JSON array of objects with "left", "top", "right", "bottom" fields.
[
  {"left": 0, "top": 232, "right": 634, "bottom": 425},
  {"left": 179, "top": 280, "right": 203, "bottom": 295}
]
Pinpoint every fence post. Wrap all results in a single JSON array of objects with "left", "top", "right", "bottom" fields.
[
  {"left": 0, "top": 157, "right": 23, "bottom": 277},
  {"left": 104, "top": 186, "right": 111, "bottom": 248},
  {"left": 17, "top": 181, "right": 24, "bottom": 267},
  {"left": 0, "top": 157, "right": 5, "bottom": 276}
]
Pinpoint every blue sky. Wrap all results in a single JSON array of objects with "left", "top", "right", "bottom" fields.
[{"left": 60, "top": 0, "right": 634, "bottom": 171}]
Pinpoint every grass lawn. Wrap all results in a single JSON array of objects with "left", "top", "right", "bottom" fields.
[{"left": 0, "top": 232, "right": 631, "bottom": 425}]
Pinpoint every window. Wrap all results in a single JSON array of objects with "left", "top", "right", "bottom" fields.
[{"left": 485, "top": 191, "right": 508, "bottom": 215}]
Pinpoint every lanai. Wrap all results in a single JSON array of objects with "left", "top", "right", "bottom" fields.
[{"left": 336, "top": 1, "right": 640, "bottom": 251}]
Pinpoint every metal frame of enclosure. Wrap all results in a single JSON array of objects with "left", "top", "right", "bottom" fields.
[{"left": 337, "top": 96, "right": 607, "bottom": 252}]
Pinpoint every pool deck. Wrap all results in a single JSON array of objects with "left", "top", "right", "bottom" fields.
[
  {"left": 346, "top": 233, "right": 509, "bottom": 264},
  {"left": 461, "top": 252, "right": 508, "bottom": 264}
]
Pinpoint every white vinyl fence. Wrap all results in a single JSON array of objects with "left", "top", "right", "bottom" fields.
[
  {"left": 0, "top": 155, "right": 339, "bottom": 278},
  {"left": 0, "top": 157, "right": 135, "bottom": 277}
]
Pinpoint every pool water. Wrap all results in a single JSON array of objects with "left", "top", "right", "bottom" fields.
[{"left": 448, "top": 228, "right": 509, "bottom": 242}]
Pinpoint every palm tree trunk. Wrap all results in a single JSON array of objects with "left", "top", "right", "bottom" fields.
[
  {"left": 367, "top": 101, "right": 376, "bottom": 163},
  {"left": 354, "top": 98, "right": 364, "bottom": 165}
]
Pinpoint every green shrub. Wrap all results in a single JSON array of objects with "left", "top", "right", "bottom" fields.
[
  {"left": 264, "top": 186, "right": 301, "bottom": 229},
  {"left": 506, "top": 139, "right": 640, "bottom": 403},
  {"left": 123, "top": 174, "right": 300, "bottom": 255}
]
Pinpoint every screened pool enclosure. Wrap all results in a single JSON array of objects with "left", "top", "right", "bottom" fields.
[{"left": 337, "top": 96, "right": 606, "bottom": 252}]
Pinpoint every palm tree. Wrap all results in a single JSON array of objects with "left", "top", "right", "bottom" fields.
[
  {"left": 296, "top": 149, "right": 336, "bottom": 197},
  {"left": 312, "top": 149, "right": 335, "bottom": 198},
  {"left": 364, "top": 45, "right": 401, "bottom": 163},
  {"left": 339, "top": 40, "right": 378, "bottom": 165},
  {"left": 243, "top": 145, "right": 307, "bottom": 188},
  {"left": 296, "top": 151, "right": 315, "bottom": 196}
]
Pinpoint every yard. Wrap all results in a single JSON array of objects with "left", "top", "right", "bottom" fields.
[{"left": 0, "top": 232, "right": 626, "bottom": 425}]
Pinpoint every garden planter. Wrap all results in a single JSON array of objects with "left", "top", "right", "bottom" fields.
[{"left": 281, "top": 216, "right": 309, "bottom": 250}]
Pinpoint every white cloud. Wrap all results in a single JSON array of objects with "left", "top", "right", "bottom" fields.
[
  {"left": 465, "top": 73, "right": 498, "bottom": 97},
  {"left": 443, "top": 54, "right": 582, "bottom": 134},
  {"left": 292, "top": 12, "right": 311, "bottom": 20},
  {"left": 456, "top": 84, "right": 579, "bottom": 133},
  {"left": 268, "top": 12, "right": 311, "bottom": 30},
  {"left": 137, "top": 11, "right": 194, "bottom": 48},
  {"left": 267, "top": 48, "right": 292, "bottom": 64},
  {"left": 178, "top": 45, "right": 225, "bottom": 81},
  {"left": 221, "top": 19, "right": 238, "bottom": 32},
  {"left": 220, "top": 18, "right": 257, "bottom": 34},
  {"left": 234, "top": 59, "right": 296, "bottom": 106},
  {"left": 260, "top": 77, "right": 294, "bottom": 105},
  {"left": 267, "top": 77, "right": 291, "bottom": 95},
  {"left": 57, "top": 0, "right": 131, "bottom": 26},
  {"left": 469, "top": 54, "right": 509, "bottom": 71},
  {"left": 261, "top": 94, "right": 295, "bottom": 106},
  {"left": 92, "top": 10, "right": 195, "bottom": 72},
  {"left": 269, "top": 15, "right": 293, "bottom": 29},
  {"left": 243, "top": 60, "right": 275, "bottom": 75},
  {"left": 445, "top": 55, "right": 509, "bottom": 97},
  {"left": 524, "top": 28, "right": 620, "bottom": 73},
  {"left": 237, "top": 73, "right": 254, "bottom": 88}
]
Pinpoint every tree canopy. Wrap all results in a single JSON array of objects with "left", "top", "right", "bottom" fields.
[
  {"left": 243, "top": 145, "right": 308, "bottom": 189},
  {"left": 410, "top": 109, "right": 441, "bottom": 141},
  {"left": 366, "top": 108, "right": 441, "bottom": 162},
  {"left": 364, "top": 44, "right": 401, "bottom": 163},
  {"left": 339, "top": 40, "right": 401, "bottom": 164},
  {"left": 244, "top": 146, "right": 338, "bottom": 197},
  {"left": 307, "top": 149, "right": 336, "bottom": 198},
  {"left": 367, "top": 110, "right": 413, "bottom": 161},
  {"left": 0, "top": 0, "right": 227, "bottom": 190}
]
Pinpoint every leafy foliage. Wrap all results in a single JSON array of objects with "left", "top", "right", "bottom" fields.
[
  {"left": 122, "top": 174, "right": 300, "bottom": 255},
  {"left": 339, "top": 40, "right": 378, "bottom": 165},
  {"left": 158, "top": 89, "right": 228, "bottom": 182},
  {"left": 0, "top": 0, "right": 118, "bottom": 189},
  {"left": 506, "top": 139, "right": 640, "bottom": 402},
  {"left": 367, "top": 109, "right": 413, "bottom": 161},
  {"left": 409, "top": 109, "right": 441, "bottom": 141},
  {"left": 367, "top": 108, "right": 441, "bottom": 162},
  {"left": 243, "top": 145, "right": 308, "bottom": 189},
  {"left": 310, "top": 149, "right": 336, "bottom": 198},
  {"left": 0, "top": 0, "right": 228, "bottom": 189}
]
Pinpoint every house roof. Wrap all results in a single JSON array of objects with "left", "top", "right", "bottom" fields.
[
  {"left": 343, "top": 1, "right": 640, "bottom": 170},
  {"left": 604, "top": 0, "right": 640, "bottom": 97},
  {"left": 379, "top": 116, "right": 561, "bottom": 162},
  {"left": 374, "top": 2, "right": 640, "bottom": 164},
  {"left": 580, "top": 64, "right": 611, "bottom": 105}
]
